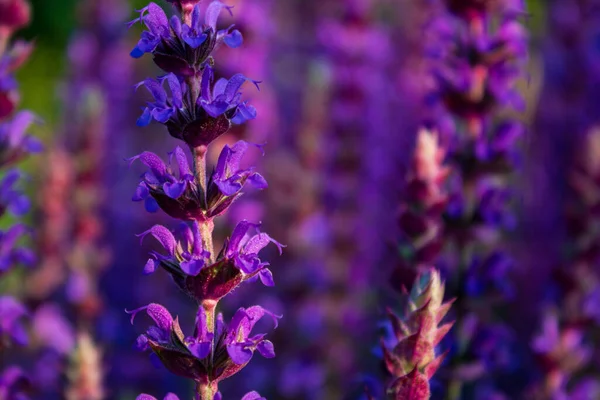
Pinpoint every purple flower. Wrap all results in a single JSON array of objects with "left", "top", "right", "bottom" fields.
[
  {"left": 32, "top": 304, "right": 76, "bottom": 355},
  {"left": 136, "top": 69, "right": 257, "bottom": 147},
  {"left": 0, "top": 111, "right": 42, "bottom": 167},
  {"left": 0, "top": 296, "right": 28, "bottom": 346},
  {"left": 131, "top": 141, "right": 266, "bottom": 220},
  {"left": 129, "top": 2, "right": 242, "bottom": 76},
  {"left": 0, "top": 366, "right": 30, "bottom": 400},
  {"left": 0, "top": 224, "right": 35, "bottom": 275},
  {"left": 0, "top": 169, "right": 29, "bottom": 217},
  {"left": 127, "top": 303, "right": 279, "bottom": 382},
  {"left": 138, "top": 220, "right": 282, "bottom": 301}
]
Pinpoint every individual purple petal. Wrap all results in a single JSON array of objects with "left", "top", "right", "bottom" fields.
[
  {"left": 180, "top": 259, "right": 204, "bottom": 276},
  {"left": 136, "top": 395, "right": 158, "bottom": 400},
  {"left": 172, "top": 146, "right": 192, "bottom": 179},
  {"left": 223, "top": 29, "right": 243, "bottom": 48},
  {"left": 256, "top": 340, "right": 275, "bottom": 358},
  {"left": 188, "top": 342, "right": 211, "bottom": 359},
  {"left": 137, "top": 225, "right": 177, "bottom": 256},
  {"left": 145, "top": 3, "right": 169, "bottom": 36},
  {"left": 144, "top": 258, "right": 160, "bottom": 275},
  {"left": 227, "top": 343, "right": 253, "bottom": 365},
  {"left": 133, "top": 183, "right": 150, "bottom": 201},
  {"left": 137, "top": 107, "right": 152, "bottom": 126},
  {"left": 205, "top": 1, "right": 234, "bottom": 30},
  {"left": 164, "top": 394, "right": 180, "bottom": 400},
  {"left": 240, "top": 392, "right": 265, "bottom": 400},
  {"left": 145, "top": 196, "right": 160, "bottom": 213},
  {"left": 247, "top": 173, "right": 267, "bottom": 190},
  {"left": 129, "top": 151, "right": 168, "bottom": 178},
  {"left": 258, "top": 268, "right": 274, "bottom": 287},
  {"left": 126, "top": 303, "right": 173, "bottom": 332},
  {"left": 163, "top": 181, "right": 187, "bottom": 199},
  {"left": 231, "top": 103, "right": 257, "bottom": 124}
]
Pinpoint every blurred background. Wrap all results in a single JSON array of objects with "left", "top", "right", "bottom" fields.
[{"left": 2, "top": 0, "right": 600, "bottom": 399}]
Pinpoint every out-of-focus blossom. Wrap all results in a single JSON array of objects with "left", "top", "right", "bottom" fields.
[
  {"left": 0, "top": 366, "right": 30, "bottom": 400},
  {"left": 381, "top": 269, "right": 453, "bottom": 399},
  {"left": 0, "top": 296, "right": 27, "bottom": 346},
  {"left": 65, "top": 333, "right": 104, "bottom": 400}
]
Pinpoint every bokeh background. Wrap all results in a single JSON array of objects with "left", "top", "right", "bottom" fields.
[{"left": 2, "top": 0, "right": 600, "bottom": 399}]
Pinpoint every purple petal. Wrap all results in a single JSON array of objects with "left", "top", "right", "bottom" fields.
[
  {"left": 137, "top": 225, "right": 177, "bottom": 256},
  {"left": 188, "top": 342, "right": 211, "bottom": 359},
  {"left": 241, "top": 392, "right": 265, "bottom": 400},
  {"left": 191, "top": 4, "right": 202, "bottom": 31},
  {"left": 133, "top": 183, "right": 150, "bottom": 201},
  {"left": 227, "top": 343, "right": 253, "bottom": 365},
  {"left": 223, "top": 74, "right": 249, "bottom": 102},
  {"left": 163, "top": 181, "right": 187, "bottom": 199},
  {"left": 180, "top": 259, "right": 204, "bottom": 276},
  {"left": 165, "top": 394, "right": 180, "bottom": 400},
  {"left": 247, "top": 173, "right": 268, "bottom": 190},
  {"left": 137, "top": 107, "right": 152, "bottom": 126},
  {"left": 145, "top": 197, "right": 160, "bottom": 213},
  {"left": 256, "top": 340, "right": 275, "bottom": 358},
  {"left": 231, "top": 103, "right": 257, "bottom": 124},
  {"left": 224, "top": 29, "right": 243, "bottom": 48},
  {"left": 145, "top": 3, "right": 169, "bottom": 36},
  {"left": 136, "top": 395, "right": 158, "bottom": 400},
  {"left": 201, "top": 66, "right": 214, "bottom": 103},
  {"left": 205, "top": 1, "right": 234, "bottom": 30},
  {"left": 258, "top": 268, "right": 274, "bottom": 287},
  {"left": 143, "top": 258, "right": 160, "bottom": 275},
  {"left": 126, "top": 303, "right": 173, "bottom": 332},
  {"left": 212, "top": 78, "right": 228, "bottom": 99},
  {"left": 172, "top": 146, "right": 192, "bottom": 179},
  {"left": 170, "top": 15, "right": 182, "bottom": 36},
  {"left": 227, "top": 220, "right": 255, "bottom": 257},
  {"left": 129, "top": 151, "right": 168, "bottom": 178},
  {"left": 165, "top": 74, "right": 183, "bottom": 108}
]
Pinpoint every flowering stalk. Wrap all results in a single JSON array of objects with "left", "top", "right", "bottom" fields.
[
  {"left": 424, "top": 0, "right": 528, "bottom": 397},
  {"left": 127, "top": 2, "right": 280, "bottom": 399},
  {"left": 377, "top": 128, "right": 453, "bottom": 400},
  {"left": 529, "top": 129, "right": 600, "bottom": 399},
  {"left": 381, "top": 269, "right": 454, "bottom": 399},
  {"left": 0, "top": 0, "right": 41, "bottom": 397}
]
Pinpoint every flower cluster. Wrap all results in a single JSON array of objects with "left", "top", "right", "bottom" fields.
[
  {"left": 381, "top": 269, "right": 454, "bottom": 399},
  {"left": 0, "top": 1, "right": 40, "bottom": 398},
  {"left": 420, "top": 0, "right": 528, "bottom": 396},
  {"left": 528, "top": 129, "right": 600, "bottom": 398},
  {"left": 128, "top": 1, "right": 279, "bottom": 398},
  {"left": 394, "top": 129, "right": 449, "bottom": 289}
]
